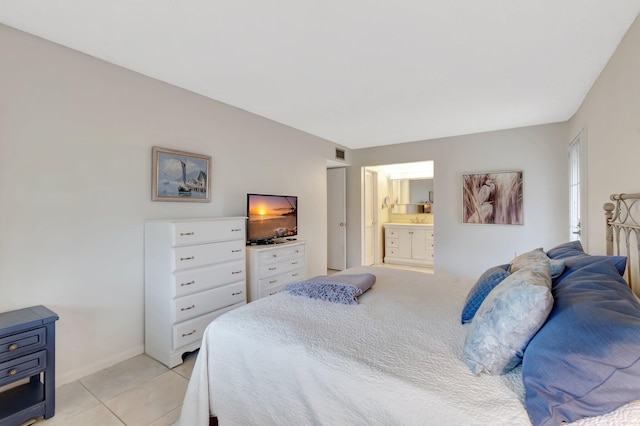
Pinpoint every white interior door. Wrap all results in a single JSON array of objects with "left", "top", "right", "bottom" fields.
[
  {"left": 327, "top": 168, "right": 346, "bottom": 270},
  {"left": 364, "top": 170, "right": 375, "bottom": 265}
]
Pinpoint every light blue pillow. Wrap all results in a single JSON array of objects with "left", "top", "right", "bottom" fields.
[
  {"left": 461, "top": 265, "right": 510, "bottom": 324},
  {"left": 549, "top": 258, "right": 565, "bottom": 279},
  {"left": 463, "top": 267, "right": 553, "bottom": 375}
]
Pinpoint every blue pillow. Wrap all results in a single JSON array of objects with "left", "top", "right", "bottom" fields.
[
  {"left": 522, "top": 259, "right": 640, "bottom": 425},
  {"left": 549, "top": 259, "right": 565, "bottom": 279},
  {"left": 545, "top": 240, "right": 585, "bottom": 258},
  {"left": 461, "top": 265, "right": 510, "bottom": 323},
  {"left": 546, "top": 241, "right": 627, "bottom": 281},
  {"left": 463, "top": 267, "right": 553, "bottom": 375}
]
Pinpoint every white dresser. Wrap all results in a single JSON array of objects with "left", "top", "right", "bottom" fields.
[
  {"left": 384, "top": 223, "right": 434, "bottom": 267},
  {"left": 246, "top": 241, "right": 306, "bottom": 302},
  {"left": 144, "top": 217, "right": 247, "bottom": 367}
]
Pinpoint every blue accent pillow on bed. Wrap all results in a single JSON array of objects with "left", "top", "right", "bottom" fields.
[
  {"left": 461, "top": 264, "right": 510, "bottom": 323},
  {"left": 546, "top": 240, "right": 627, "bottom": 282},
  {"left": 522, "top": 259, "right": 640, "bottom": 426}
]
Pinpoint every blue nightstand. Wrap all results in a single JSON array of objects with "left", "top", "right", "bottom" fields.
[{"left": 0, "top": 305, "right": 59, "bottom": 426}]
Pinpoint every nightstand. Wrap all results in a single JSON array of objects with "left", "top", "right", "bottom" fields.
[{"left": 0, "top": 305, "right": 59, "bottom": 426}]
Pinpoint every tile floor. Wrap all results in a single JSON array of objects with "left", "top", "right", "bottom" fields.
[
  {"left": 31, "top": 351, "right": 197, "bottom": 426},
  {"left": 28, "top": 265, "right": 428, "bottom": 426}
]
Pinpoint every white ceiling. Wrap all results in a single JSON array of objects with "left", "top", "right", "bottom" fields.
[{"left": 1, "top": 1, "right": 639, "bottom": 149}]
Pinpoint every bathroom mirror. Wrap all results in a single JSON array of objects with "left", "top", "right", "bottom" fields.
[{"left": 392, "top": 179, "right": 433, "bottom": 205}]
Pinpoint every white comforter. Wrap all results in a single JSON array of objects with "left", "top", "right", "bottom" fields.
[{"left": 176, "top": 266, "right": 640, "bottom": 426}]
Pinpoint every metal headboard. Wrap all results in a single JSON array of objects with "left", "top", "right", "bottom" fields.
[{"left": 604, "top": 193, "right": 640, "bottom": 294}]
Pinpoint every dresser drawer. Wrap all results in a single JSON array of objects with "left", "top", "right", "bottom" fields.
[
  {"left": 0, "top": 327, "right": 46, "bottom": 361},
  {"left": 0, "top": 350, "right": 46, "bottom": 387},
  {"left": 259, "top": 244, "right": 305, "bottom": 265},
  {"left": 386, "top": 238, "right": 399, "bottom": 248},
  {"left": 172, "top": 220, "right": 245, "bottom": 247},
  {"left": 385, "top": 247, "right": 398, "bottom": 257},
  {"left": 258, "top": 268, "right": 304, "bottom": 297},
  {"left": 174, "top": 281, "right": 246, "bottom": 323},
  {"left": 173, "top": 304, "right": 242, "bottom": 349},
  {"left": 173, "top": 260, "right": 245, "bottom": 298},
  {"left": 173, "top": 240, "right": 245, "bottom": 271},
  {"left": 258, "top": 256, "right": 305, "bottom": 278},
  {"left": 259, "top": 270, "right": 304, "bottom": 298}
]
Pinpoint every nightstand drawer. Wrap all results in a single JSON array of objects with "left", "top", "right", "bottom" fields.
[
  {"left": 0, "top": 350, "right": 46, "bottom": 387},
  {"left": 0, "top": 328, "right": 46, "bottom": 361}
]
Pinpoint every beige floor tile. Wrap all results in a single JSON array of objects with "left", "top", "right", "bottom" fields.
[
  {"left": 35, "top": 381, "right": 101, "bottom": 425},
  {"left": 103, "top": 371, "right": 188, "bottom": 426},
  {"left": 146, "top": 406, "right": 182, "bottom": 426},
  {"left": 41, "top": 404, "right": 125, "bottom": 426},
  {"left": 172, "top": 350, "right": 198, "bottom": 379},
  {"left": 80, "top": 354, "right": 168, "bottom": 401}
]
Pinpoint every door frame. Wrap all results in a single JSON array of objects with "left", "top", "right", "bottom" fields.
[{"left": 327, "top": 167, "right": 347, "bottom": 270}]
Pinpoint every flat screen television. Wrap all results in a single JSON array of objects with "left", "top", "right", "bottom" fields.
[{"left": 246, "top": 193, "right": 298, "bottom": 244}]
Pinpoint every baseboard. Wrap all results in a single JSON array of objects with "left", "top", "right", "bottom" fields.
[{"left": 56, "top": 345, "right": 145, "bottom": 386}]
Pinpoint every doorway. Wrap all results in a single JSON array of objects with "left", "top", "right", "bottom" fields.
[
  {"left": 327, "top": 168, "right": 347, "bottom": 270},
  {"left": 362, "top": 161, "right": 434, "bottom": 268}
]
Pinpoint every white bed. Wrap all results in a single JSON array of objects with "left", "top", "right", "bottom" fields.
[{"left": 176, "top": 265, "right": 640, "bottom": 425}]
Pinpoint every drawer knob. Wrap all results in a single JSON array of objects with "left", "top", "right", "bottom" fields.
[
  {"left": 8, "top": 368, "right": 18, "bottom": 376},
  {"left": 232, "top": 290, "right": 243, "bottom": 296},
  {"left": 269, "top": 279, "right": 278, "bottom": 284},
  {"left": 181, "top": 304, "right": 196, "bottom": 311},
  {"left": 292, "top": 273, "right": 299, "bottom": 277},
  {"left": 268, "top": 267, "right": 277, "bottom": 271},
  {"left": 232, "top": 249, "right": 242, "bottom": 253},
  {"left": 180, "top": 281, "right": 195, "bottom": 287},
  {"left": 8, "top": 344, "right": 18, "bottom": 351},
  {"left": 291, "top": 261, "right": 298, "bottom": 265},
  {"left": 232, "top": 270, "right": 242, "bottom": 275},
  {"left": 180, "top": 256, "right": 195, "bottom": 261},
  {"left": 182, "top": 329, "right": 196, "bottom": 337},
  {"left": 180, "top": 232, "right": 195, "bottom": 236},
  {"left": 231, "top": 228, "right": 242, "bottom": 232}
]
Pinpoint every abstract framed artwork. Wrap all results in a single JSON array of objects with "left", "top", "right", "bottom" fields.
[
  {"left": 462, "top": 171, "right": 523, "bottom": 225},
  {"left": 151, "top": 146, "right": 211, "bottom": 202}
]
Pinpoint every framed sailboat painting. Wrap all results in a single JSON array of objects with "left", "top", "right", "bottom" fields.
[{"left": 151, "top": 146, "right": 211, "bottom": 202}]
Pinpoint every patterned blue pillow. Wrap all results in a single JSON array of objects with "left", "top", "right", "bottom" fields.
[
  {"left": 463, "top": 267, "right": 553, "bottom": 375},
  {"left": 461, "top": 265, "right": 510, "bottom": 323}
]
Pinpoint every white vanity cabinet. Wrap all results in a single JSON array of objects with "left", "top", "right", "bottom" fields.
[
  {"left": 246, "top": 241, "right": 306, "bottom": 301},
  {"left": 144, "top": 217, "right": 247, "bottom": 367},
  {"left": 384, "top": 224, "right": 434, "bottom": 267}
]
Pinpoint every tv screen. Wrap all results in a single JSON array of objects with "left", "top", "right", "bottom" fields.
[{"left": 247, "top": 194, "right": 298, "bottom": 243}]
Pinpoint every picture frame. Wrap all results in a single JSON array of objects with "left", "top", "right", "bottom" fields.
[
  {"left": 462, "top": 171, "right": 523, "bottom": 225},
  {"left": 151, "top": 146, "right": 211, "bottom": 202}
]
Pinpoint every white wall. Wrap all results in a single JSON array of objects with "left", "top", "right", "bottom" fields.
[
  {"left": 0, "top": 24, "right": 347, "bottom": 384},
  {"left": 348, "top": 123, "right": 569, "bottom": 278},
  {"left": 567, "top": 15, "right": 640, "bottom": 256}
]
